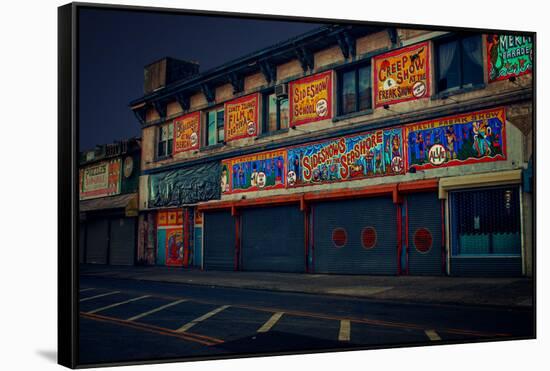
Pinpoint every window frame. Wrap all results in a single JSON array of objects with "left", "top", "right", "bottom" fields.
[
  {"left": 156, "top": 123, "right": 173, "bottom": 160},
  {"left": 336, "top": 61, "right": 372, "bottom": 117},
  {"left": 204, "top": 107, "right": 225, "bottom": 147},
  {"left": 261, "top": 90, "right": 289, "bottom": 136}
]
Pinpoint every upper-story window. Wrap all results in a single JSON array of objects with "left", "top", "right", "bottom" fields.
[
  {"left": 206, "top": 108, "right": 224, "bottom": 146},
  {"left": 338, "top": 63, "right": 372, "bottom": 116},
  {"left": 157, "top": 124, "right": 173, "bottom": 158},
  {"left": 263, "top": 91, "right": 289, "bottom": 133},
  {"left": 435, "top": 34, "right": 484, "bottom": 93}
]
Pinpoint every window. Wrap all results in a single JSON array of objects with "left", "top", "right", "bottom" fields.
[
  {"left": 157, "top": 124, "right": 173, "bottom": 158},
  {"left": 205, "top": 108, "right": 224, "bottom": 146},
  {"left": 435, "top": 34, "right": 483, "bottom": 93},
  {"left": 451, "top": 187, "right": 521, "bottom": 256},
  {"left": 338, "top": 64, "right": 371, "bottom": 115},
  {"left": 262, "top": 92, "right": 289, "bottom": 134}
]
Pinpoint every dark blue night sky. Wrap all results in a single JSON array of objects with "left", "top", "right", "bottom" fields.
[{"left": 78, "top": 7, "right": 323, "bottom": 151}]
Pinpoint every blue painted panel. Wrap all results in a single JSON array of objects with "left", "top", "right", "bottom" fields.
[
  {"left": 157, "top": 229, "right": 166, "bottom": 265},
  {"left": 194, "top": 227, "right": 203, "bottom": 267}
]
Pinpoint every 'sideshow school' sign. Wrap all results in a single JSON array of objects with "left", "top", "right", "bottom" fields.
[
  {"left": 286, "top": 128, "right": 405, "bottom": 187},
  {"left": 289, "top": 71, "right": 332, "bottom": 126},
  {"left": 174, "top": 111, "right": 200, "bottom": 153},
  {"left": 224, "top": 93, "right": 259, "bottom": 141},
  {"left": 373, "top": 42, "right": 430, "bottom": 107},
  {"left": 487, "top": 34, "right": 533, "bottom": 82},
  {"left": 405, "top": 107, "right": 506, "bottom": 171}
]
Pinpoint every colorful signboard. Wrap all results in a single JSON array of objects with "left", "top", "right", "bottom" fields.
[
  {"left": 405, "top": 107, "right": 506, "bottom": 171},
  {"left": 165, "top": 228, "right": 184, "bottom": 266},
  {"left": 80, "top": 159, "right": 121, "bottom": 200},
  {"left": 373, "top": 42, "right": 430, "bottom": 107},
  {"left": 487, "top": 34, "right": 533, "bottom": 82},
  {"left": 287, "top": 128, "right": 405, "bottom": 187},
  {"left": 224, "top": 93, "right": 259, "bottom": 141},
  {"left": 221, "top": 149, "right": 287, "bottom": 194},
  {"left": 289, "top": 71, "right": 333, "bottom": 126},
  {"left": 173, "top": 111, "right": 200, "bottom": 153},
  {"left": 157, "top": 209, "right": 183, "bottom": 227}
]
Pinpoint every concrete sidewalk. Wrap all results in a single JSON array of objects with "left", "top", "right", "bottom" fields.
[{"left": 79, "top": 264, "right": 533, "bottom": 309}]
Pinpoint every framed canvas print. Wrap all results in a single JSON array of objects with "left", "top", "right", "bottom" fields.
[{"left": 58, "top": 2, "right": 536, "bottom": 368}]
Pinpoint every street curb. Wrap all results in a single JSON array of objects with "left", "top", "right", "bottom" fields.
[{"left": 80, "top": 272, "right": 534, "bottom": 311}]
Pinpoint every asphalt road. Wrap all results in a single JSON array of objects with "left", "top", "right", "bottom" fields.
[{"left": 78, "top": 276, "right": 534, "bottom": 366}]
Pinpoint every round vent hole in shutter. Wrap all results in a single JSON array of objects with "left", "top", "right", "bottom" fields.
[
  {"left": 414, "top": 228, "right": 433, "bottom": 253},
  {"left": 361, "top": 227, "right": 377, "bottom": 249},
  {"left": 332, "top": 228, "right": 347, "bottom": 248}
]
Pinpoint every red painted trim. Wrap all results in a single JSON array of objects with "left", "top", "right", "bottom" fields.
[
  {"left": 398, "top": 179, "right": 439, "bottom": 193},
  {"left": 304, "top": 184, "right": 396, "bottom": 203},
  {"left": 224, "top": 93, "right": 260, "bottom": 142},
  {"left": 183, "top": 208, "right": 189, "bottom": 268},
  {"left": 397, "top": 204, "right": 402, "bottom": 275},
  {"left": 405, "top": 198, "right": 409, "bottom": 275},
  {"left": 289, "top": 70, "right": 333, "bottom": 127}
]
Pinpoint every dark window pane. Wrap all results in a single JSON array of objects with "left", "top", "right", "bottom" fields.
[
  {"left": 342, "top": 70, "right": 357, "bottom": 114},
  {"left": 437, "top": 39, "right": 460, "bottom": 92},
  {"left": 280, "top": 98, "right": 289, "bottom": 129},
  {"left": 461, "top": 35, "right": 483, "bottom": 86},
  {"left": 217, "top": 110, "right": 224, "bottom": 142},
  {"left": 358, "top": 66, "right": 372, "bottom": 111},
  {"left": 267, "top": 94, "right": 277, "bottom": 132},
  {"left": 208, "top": 111, "right": 216, "bottom": 146},
  {"left": 167, "top": 139, "right": 173, "bottom": 155},
  {"left": 158, "top": 141, "right": 165, "bottom": 157}
]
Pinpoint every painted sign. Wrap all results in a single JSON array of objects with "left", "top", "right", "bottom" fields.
[
  {"left": 287, "top": 128, "right": 405, "bottom": 187},
  {"left": 224, "top": 93, "right": 259, "bottom": 141},
  {"left": 80, "top": 159, "right": 121, "bottom": 200},
  {"left": 174, "top": 111, "right": 201, "bottom": 153},
  {"left": 405, "top": 107, "right": 506, "bottom": 171},
  {"left": 157, "top": 209, "right": 183, "bottom": 227},
  {"left": 222, "top": 149, "right": 287, "bottom": 194},
  {"left": 487, "top": 34, "right": 533, "bottom": 82},
  {"left": 165, "top": 228, "right": 184, "bottom": 266},
  {"left": 289, "top": 71, "right": 333, "bottom": 126},
  {"left": 373, "top": 42, "right": 430, "bottom": 107}
]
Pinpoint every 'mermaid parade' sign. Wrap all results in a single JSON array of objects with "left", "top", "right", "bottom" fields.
[{"left": 487, "top": 34, "right": 533, "bottom": 82}]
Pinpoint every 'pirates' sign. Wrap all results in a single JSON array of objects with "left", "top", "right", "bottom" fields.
[
  {"left": 373, "top": 42, "right": 430, "bottom": 107},
  {"left": 173, "top": 111, "right": 200, "bottom": 153},
  {"left": 289, "top": 71, "right": 332, "bottom": 126},
  {"left": 224, "top": 93, "right": 259, "bottom": 141}
]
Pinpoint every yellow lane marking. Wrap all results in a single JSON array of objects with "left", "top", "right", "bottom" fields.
[
  {"left": 338, "top": 320, "right": 351, "bottom": 341},
  {"left": 86, "top": 295, "right": 150, "bottom": 314},
  {"left": 79, "top": 291, "right": 120, "bottom": 302},
  {"left": 425, "top": 329, "right": 442, "bottom": 341},
  {"left": 127, "top": 299, "right": 188, "bottom": 321},
  {"left": 175, "top": 305, "right": 230, "bottom": 333},
  {"left": 257, "top": 312, "right": 284, "bottom": 333},
  {"left": 79, "top": 288, "right": 96, "bottom": 293}
]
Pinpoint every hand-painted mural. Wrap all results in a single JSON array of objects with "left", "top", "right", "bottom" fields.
[
  {"left": 373, "top": 42, "right": 430, "bottom": 107},
  {"left": 173, "top": 111, "right": 200, "bottom": 153},
  {"left": 165, "top": 228, "right": 184, "bottom": 266},
  {"left": 487, "top": 34, "right": 533, "bottom": 82},
  {"left": 405, "top": 107, "right": 506, "bottom": 171},
  {"left": 221, "top": 149, "right": 286, "bottom": 194},
  {"left": 286, "top": 128, "right": 405, "bottom": 187},
  {"left": 289, "top": 71, "right": 332, "bottom": 126},
  {"left": 224, "top": 93, "right": 259, "bottom": 141},
  {"left": 80, "top": 159, "right": 121, "bottom": 200}
]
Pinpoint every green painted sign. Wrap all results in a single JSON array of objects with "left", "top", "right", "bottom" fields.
[{"left": 487, "top": 34, "right": 533, "bottom": 82}]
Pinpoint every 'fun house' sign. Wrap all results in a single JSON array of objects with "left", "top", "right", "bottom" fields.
[
  {"left": 79, "top": 159, "right": 121, "bottom": 200},
  {"left": 487, "top": 34, "right": 533, "bottom": 82},
  {"left": 286, "top": 128, "right": 405, "bottom": 187},
  {"left": 289, "top": 71, "right": 332, "bottom": 126},
  {"left": 221, "top": 149, "right": 287, "bottom": 194},
  {"left": 405, "top": 107, "right": 507, "bottom": 171},
  {"left": 373, "top": 42, "right": 430, "bottom": 107},
  {"left": 224, "top": 93, "right": 259, "bottom": 141},
  {"left": 173, "top": 111, "right": 200, "bottom": 153}
]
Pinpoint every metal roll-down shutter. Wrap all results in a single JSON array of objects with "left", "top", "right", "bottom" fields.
[
  {"left": 85, "top": 219, "right": 109, "bottom": 264},
  {"left": 204, "top": 210, "right": 235, "bottom": 271},
  {"left": 109, "top": 217, "right": 136, "bottom": 266},
  {"left": 313, "top": 197, "right": 397, "bottom": 275},
  {"left": 241, "top": 205, "right": 305, "bottom": 273}
]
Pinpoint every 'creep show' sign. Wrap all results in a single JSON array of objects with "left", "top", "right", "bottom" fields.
[
  {"left": 224, "top": 93, "right": 259, "bottom": 141},
  {"left": 289, "top": 71, "right": 332, "bottom": 126},
  {"left": 373, "top": 42, "right": 430, "bottom": 107}
]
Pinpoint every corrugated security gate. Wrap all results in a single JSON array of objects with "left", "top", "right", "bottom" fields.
[
  {"left": 313, "top": 197, "right": 397, "bottom": 275},
  {"left": 109, "top": 217, "right": 136, "bottom": 265},
  {"left": 85, "top": 219, "right": 109, "bottom": 264},
  {"left": 241, "top": 205, "right": 305, "bottom": 273},
  {"left": 406, "top": 192, "right": 443, "bottom": 275},
  {"left": 79, "top": 223, "right": 86, "bottom": 264},
  {"left": 204, "top": 210, "right": 235, "bottom": 271}
]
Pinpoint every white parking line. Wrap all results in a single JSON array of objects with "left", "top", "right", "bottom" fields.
[
  {"left": 79, "top": 291, "right": 120, "bottom": 302},
  {"left": 86, "top": 295, "right": 151, "bottom": 314},
  {"left": 338, "top": 320, "right": 351, "bottom": 341},
  {"left": 425, "top": 329, "right": 442, "bottom": 341},
  {"left": 257, "top": 312, "right": 284, "bottom": 333},
  {"left": 175, "top": 305, "right": 230, "bottom": 333},
  {"left": 127, "top": 299, "right": 188, "bottom": 321},
  {"left": 79, "top": 288, "right": 95, "bottom": 293}
]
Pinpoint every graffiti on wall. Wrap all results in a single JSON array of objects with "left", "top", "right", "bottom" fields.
[
  {"left": 405, "top": 107, "right": 506, "bottom": 171},
  {"left": 373, "top": 42, "right": 430, "bottom": 107},
  {"left": 221, "top": 149, "right": 286, "bottom": 193},
  {"left": 286, "top": 128, "right": 405, "bottom": 187},
  {"left": 289, "top": 71, "right": 332, "bottom": 126},
  {"left": 80, "top": 159, "right": 121, "bottom": 200},
  {"left": 487, "top": 34, "right": 533, "bottom": 82},
  {"left": 224, "top": 93, "right": 259, "bottom": 141},
  {"left": 174, "top": 111, "right": 200, "bottom": 153}
]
